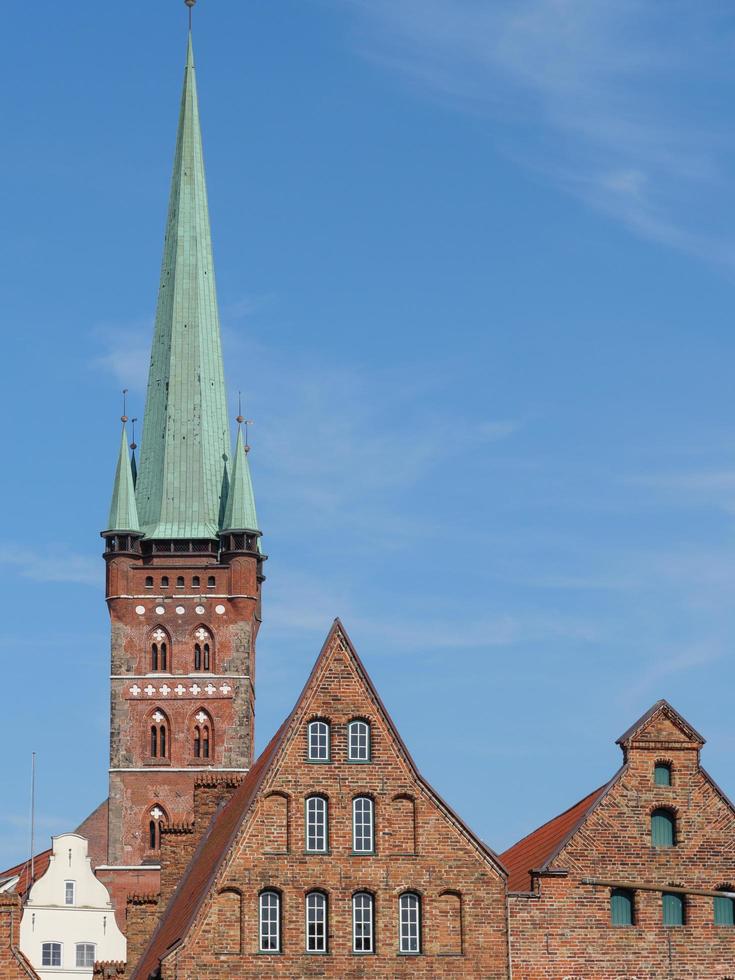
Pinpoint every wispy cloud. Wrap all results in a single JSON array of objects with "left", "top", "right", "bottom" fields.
[
  {"left": 0, "top": 545, "right": 99, "bottom": 587},
  {"left": 340, "top": 0, "right": 735, "bottom": 265}
]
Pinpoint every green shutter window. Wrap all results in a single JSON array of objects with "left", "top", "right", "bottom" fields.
[
  {"left": 714, "top": 893, "right": 735, "bottom": 926},
  {"left": 654, "top": 763, "right": 672, "bottom": 786},
  {"left": 651, "top": 808, "right": 675, "bottom": 847},
  {"left": 662, "top": 892, "right": 684, "bottom": 926},
  {"left": 610, "top": 888, "right": 634, "bottom": 926}
]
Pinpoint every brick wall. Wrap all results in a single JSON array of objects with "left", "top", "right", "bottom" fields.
[
  {"left": 125, "top": 894, "right": 160, "bottom": 973},
  {"left": 508, "top": 709, "right": 735, "bottom": 979},
  {"left": 154, "top": 629, "right": 509, "bottom": 979},
  {"left": 0, "top": 894, "right": 39, "bottom": 979}
]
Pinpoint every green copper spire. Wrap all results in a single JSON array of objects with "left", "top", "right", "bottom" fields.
[
  {"left": 222, "top": 426, "right": 260, "bottom": 533},
  {"left": 135, "top": 33, "right": 230, "bottom": 539},
  {"left": 106, "top": 424, "right": 141, "bottom": 534}
]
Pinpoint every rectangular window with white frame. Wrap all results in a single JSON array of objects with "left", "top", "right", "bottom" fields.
[
  {"left": 76, "top": 943, "right": 96, "bottom": 968},
  {"left": 42, "top": 942, "right": 62, "bottom": 967},
  {"left": 64, "top": 881, "right": 75, "bottom": 906},
  {"left": 353, "top": 796, "right": 374, "bottom": 853}
]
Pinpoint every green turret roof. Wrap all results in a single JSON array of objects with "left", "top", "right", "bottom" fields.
[
  {"left": 222, "top": 427, "right": 260, "bottom": 533},
  {"left": 134, "top": 33, "right": 231, "bottom": 540},
  {"left": 106, "top": 424, "right": 141, "bottom": 534}
]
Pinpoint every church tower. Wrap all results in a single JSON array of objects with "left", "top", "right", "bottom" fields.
[{"left": 101, "top": 31, "right": 264, "bottom": 871}]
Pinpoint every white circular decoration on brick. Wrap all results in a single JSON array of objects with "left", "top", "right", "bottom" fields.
[
  {"left": 155, "top": 605, "right": 165, "bottom": 615},
  {"left": 215, "top": 604, "right": 225, "bottom": 615},
  {"left": 195, "top": 605, "right": 205, "bottom": 615},
  {"left": 135, "top": 605, "right": 146, "bottom": 615},
  {"left": 175, "top": 605, "right": 185, "bottom": 615}
]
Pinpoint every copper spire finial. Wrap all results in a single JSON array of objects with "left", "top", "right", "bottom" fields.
[
  {"left": 236, "top": 392, "right": 254, "bottom": 453},
  {"left": 130, "top": 418, "right": 138, "bottom": 452},
  {"left": 121, "top": 389, "right": 128, "bottom": 424},
  {"left": 185, "top": 0, "right": 196, "bottom": 30}
]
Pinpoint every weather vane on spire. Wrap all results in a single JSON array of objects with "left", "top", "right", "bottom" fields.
[
  {"left": 236, "top": 392, "right": 255, "bottom": 454},
  {"left": 185, "top": 0, "right": 196, "bottom": 30}
]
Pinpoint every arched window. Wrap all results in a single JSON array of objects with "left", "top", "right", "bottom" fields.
[
  {"left": 192, "top": 575, "right": 200, "bottom": 589},
  {"left": 259, "top": 891, "right": 280, "bottom": 952},
  {"left": 662, "top": 891, "right": 685, "bottom": 926},
  {"left": 207, "top": 575, "right": 216, "bottom": 589},
  {"left": 307, "top": 720, "right": 330, "bottom": 762},
  {"left": 306, "top": 891, "right": 328, "bottom": 953},
  {"left": 176, "top": 575, "right": 185, "bottom": 588},
  {"left": 147, "top": 804, "right": 167, "bottom": 851},
  {"left": 353, "top": 796, "right": 374, "bottom": 853},
  {"left": 399, "top": 892, "right": 421, "bottom": 953},
  {"left": 149, "top": 709, "right": 169, "bottom": 759},
  {"left": 714, "top": 887, "right": 735, "bottom": 926},
  {"left": 305, "top": 795, "right": 328, "bottom": 853},
  {"left": 42, "top": 944, "right": 62, "bottom": 968},
  {"left": 610, "top": 888, "right": 634, "bottom": 926},
  {"left": 651, "top": 808, "right": 676, "bottom": 847},
  {"left": 352, "top": 892, "right": 374, "bottom": 953},
  {"left": 348, "top": 719, "right": 371, "bottom": 761},
  {"left": 161, "top": 576, "right": 169, "bottom": 589},
  {"left": 654, "top": 762, "right": 672, "bottom": 786},
  {"left": 145, "top": 576, "right": 153, "bottom": 588},
  {"left": 193, "top": 626, "right": 213, "bottom": 672},
  {"left": 150, "top": 627, "right": 169, "bottom": 672},
  {"left": 193, "top": 710, "right": 212, "bottom": 760}
]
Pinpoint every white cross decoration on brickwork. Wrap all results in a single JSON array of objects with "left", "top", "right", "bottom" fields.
[
  {"left": 220, "top": 684, "right": 231, "bottom": 695},
  {"left": 160, "top": 684, "right": 171, "bottom": 697},
  {"left": 204, "top": 684, "right": 216, "bottom": 695},
  {"left": 130, "top": 685, "right": 141, "bottom": 697},
  {"left": 175, "top": 684, "right": 186, "bottom": 696},
  {"left": 152, "top": 629, "right": 166, "bottom": 643},
  {"left": 194, "top": 627, "right": 209, "bottom": 642},
  {"left": 196, "top": 711, "right": 208, "bottom": 725},
  {"left": 152, "top": 711, "right": 165, "bottom": 724},
  {"left": 150, "top": 806, "right": 164, "bottom": 821},
  {"left": 144, "top": 685, "right": 156, "bottom": 697},
  {"left": 190, "top": 684, "right": 201, "bottom": 696}
]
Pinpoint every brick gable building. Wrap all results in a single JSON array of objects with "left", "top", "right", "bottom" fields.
[
  {"left": 131, "top": 621, "right": 509, "bottom": 979},
  {"left": 502, "top": 700, "right": 735, "bottom": 979},
  {"left": 3, "top": 12, "right": 735, "bottom": 980}
]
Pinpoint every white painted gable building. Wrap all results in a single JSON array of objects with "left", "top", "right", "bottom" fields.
[{"left": 19, "top": 834, "right": 125, "bottom": 978}]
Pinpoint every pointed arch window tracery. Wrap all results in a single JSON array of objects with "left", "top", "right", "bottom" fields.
[
  {"left": 193, "top": 626, "right": 213, "bottom": 672},
  {"left": 193, "top": 708, "right": 213, "bottom": 760},
  {"left": 150, "top": 627, "right": 170, "bottom": 672},
  {"left": 148, "top": 708, "right": 170, "bottom": 760}
]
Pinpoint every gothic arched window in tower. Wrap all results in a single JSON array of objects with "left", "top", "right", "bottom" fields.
[
  {"left": 193, "top": 709, "right": 213, "bottom": 760},
  {"left": 150, "top": 627, "right": 170, "bottom": 672},
  {"left": 147, "top": 804, "right": 168, "bottom": 851},
  {"left": 193, "top": 626, "right": 213, "bottom": 672},
  {"left": 148, "top": 708, "right": 170, "bottom": 760}
]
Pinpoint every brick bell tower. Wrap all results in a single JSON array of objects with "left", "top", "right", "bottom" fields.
[{"left": 100, "top": 30, "right": 264, "bottom": 874}]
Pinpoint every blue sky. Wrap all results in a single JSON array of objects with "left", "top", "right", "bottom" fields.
[{"left": 2, "top": 0, "right": 735, "bottom": 869}]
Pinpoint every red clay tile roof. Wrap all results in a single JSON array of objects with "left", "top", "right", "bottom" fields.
[
  {"left": 0, "top": 799, "right": 109, "bottom": 897},
  {"left": 134, "top": 619, "right": 505, "bottom": 979},
  {"left": 500, "top": 784, "right": 611, "bottom": 892},
  {"left": 0, "top": 850, "right": 52, "bottom": 897}
]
